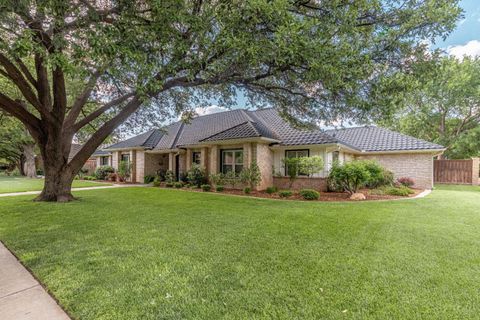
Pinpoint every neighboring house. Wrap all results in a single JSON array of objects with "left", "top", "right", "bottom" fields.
[
  {"left": 101, "top": 108, "right": 445, "bottom": 189},
  {"left": 69, "top": 144, "right": 105, "bottom": 174}
]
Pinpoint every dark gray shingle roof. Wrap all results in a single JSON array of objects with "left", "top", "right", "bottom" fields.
[
  {"left": 253, "top": 108, "right": 338, "bottom": 146},
  {"left": 109, "top": 108, "right": 443, "bottom": 152},
  {"left": 106, "top": 129, "right": 164, "bottom": 150},
  {"left": 92, "top": 149, "right": 111, "bottom": 156},
  {"left": 325, "top": 126, "right": 444, "bottom": 152}
]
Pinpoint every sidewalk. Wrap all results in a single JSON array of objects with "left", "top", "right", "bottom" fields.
[
  {"left": 0, "top": 183, "right": 148, "bottom": 197},
  {"left": 0, "top": 242, "right": 70, "bottom": 320}
]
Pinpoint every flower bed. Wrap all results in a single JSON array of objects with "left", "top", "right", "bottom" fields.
[{"left": 156, "top": 185, "right": 424, "bottom": 202}]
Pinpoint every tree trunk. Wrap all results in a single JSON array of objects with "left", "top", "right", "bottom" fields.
[
  {"left": 35, "top": 162, "right": 75, "bottom": 202},
  {"left": 22, "top": 143, "right": 36, "bottom": 178},
  {"left": 34, "top": 134, "right": 76, "bottom": 202}
]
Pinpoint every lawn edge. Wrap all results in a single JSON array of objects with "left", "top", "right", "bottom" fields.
[
  {"left": 146, "top": 186, "right": 431, "bottom": 204},
  {"left": 0, "top": 240, "right": 74, "bottom": 320}
]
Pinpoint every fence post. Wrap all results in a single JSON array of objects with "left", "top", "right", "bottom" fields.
[{"left": 472, "top": 157, "right": 480, "bottom": 186}]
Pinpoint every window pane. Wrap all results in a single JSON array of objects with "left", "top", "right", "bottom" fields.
[
  {"left": 222, "top": 164, "right": 233, "bottom": 174},
  {"left": 235, "top": 151, "right": 243, "bottom": 164},
  {"left": 234, "top": 165, "right": 243, "bottom": 174},
  {"left": 223, "top": 151, "right": 233, "bottom": 165},
  {"left": 298, "top": 150, "right": 308, "bottom": 157}
]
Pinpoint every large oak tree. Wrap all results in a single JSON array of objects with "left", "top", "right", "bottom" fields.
[{"left": 0, "top": 0, "right": 460, "bottom": 201}]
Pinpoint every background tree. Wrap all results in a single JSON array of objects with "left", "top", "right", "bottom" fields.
[
  {"left": 0, "top": 0, "right": 461, "bottom": 201},
  {"left": 0, "top": 112, "right": 36, "bottom": 176},
  {"left": 375, "top": 55, "right": 480, "bottom": 158}
]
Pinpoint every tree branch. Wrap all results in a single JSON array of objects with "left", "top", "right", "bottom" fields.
[
  {"left": 0, "top": 53, "right": 44, "bottom": 114},
  {"left": 65, "top": 67, "right": 106, "bottom": 126},
  {"left": 72, "top": 91, "right": 136, "bottom": 131}
]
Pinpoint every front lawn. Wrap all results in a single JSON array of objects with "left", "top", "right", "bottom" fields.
[
  {"left": 0, "top": 175, "right": 111, "bottom": 194},
  {"left": 0, "top": 185, "right": 479, "bottom": 319}
]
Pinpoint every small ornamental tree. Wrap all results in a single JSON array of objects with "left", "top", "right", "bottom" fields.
[
  {"left": 224, "top": 170, "right": 239, "bottom": 189},
  {"left": 239, "top": 162, "right": 262, "bottom": 190},
  {"left": 186, "top": 164, "right": 207, "bottom": 187},
  {"left": 328, "top": 161, "right": 372, "bottom": 195},
  {"left": 209, "top": 173, "right": 225, "bottom": 188},
  {"left": 117, "top": 161, "right": 131, "bottom": 182},
  {"left": 299, "top": 156, "right": 324, "bottom": 177},
  {"left": 282, "top": 157, "right": 302, "bottom": 188}
]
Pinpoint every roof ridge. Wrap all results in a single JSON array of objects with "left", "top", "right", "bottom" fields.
[
  {"left": 199, "top": 121, "right": 252, "bottom": 142},
  {"left": 171, "top": 122, "right": 185, "bottom": 148}
]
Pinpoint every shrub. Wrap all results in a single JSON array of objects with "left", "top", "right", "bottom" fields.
[
  {"left": 363, "top": 161, "right": 393, "bottom": 188},
  {"left": 94, "top": 165, "right": 115, "bottom": 180},
  {"left": 385, "top": 186, "right": 414, "bottom": 196},
  {"left": 265, "top": 186, "right": 278, "bottom": 194},
  {"left": 156, "top": 169, "right": 167, "bottom": 181},
  {"left": 184, "top": 183, "right": 191, "bottom": 188},
  {"left": 143, "top": 174, "right": 155, "bottom": 184},
  {"left": 107, "top": 172, "right": 118, "bottom": 182},
  {"left": 187, "top": 164, "right": 207, "bottom": 187},
  {"left": 282, "top": 157, "right": 302, "bottom": 188},
  {"left": 239, "top": 162, "right": 262, "bottom": 189},
  {"left": 153, "top": 177, "right": 161, "bottom": 187},
  {"left": 209, "top": 173, "right": 225, "bottom": 187},
  {"left": 243, "top": 187, "right": 251, "bottom": 194},
  {"left": 397, "top": 177, "right": 415, "bottom": 187},
  {"left": 83, "top": 175, "right": 96, "bottom": 180},
  {"left": 278, "top": 190, "right": 293, "bottom": 198},
  {"left": 328, "top": 161, "right": 372, "bottom": 195},
  {"left": 224, "top": 170, "right": 239, "bottom": 189},
  {"left": 299, "top": 189, "right": 320, "bottom": 200},
  {"left": 164, "top": 170, "right": 175, "bottom": 183},
  {"left": 299, "top": 156, "right": 324, "bottom": 177},
  {"left": 118, "top": 161, "right": 132, "bottom": 181},
  {"left": 215, "top": 185, "right": 224, "bottom": 192},
  {"left": 201, "top": 184, "right": 211, "bottom": 192},
  {"left": 174, "top": 182, "right": 183, "bottom": 188},
  {"left": 165, "top": 182, "right": 174, "bottom": 188}
]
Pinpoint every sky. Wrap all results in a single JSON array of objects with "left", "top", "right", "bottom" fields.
[{"left": 194, "top": 0, "right": 480, "bottom": 117}]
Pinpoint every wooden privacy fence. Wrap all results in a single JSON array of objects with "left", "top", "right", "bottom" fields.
[
  {"left": 434, "top": 158, "right": 479, "bottom": 185},
  {"left": 83, "top": 159, "right": 97, "bottom": 175}
]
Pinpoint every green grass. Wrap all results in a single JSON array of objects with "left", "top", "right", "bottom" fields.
[
  {"left": 0, "top": 175, "right": 111, "bottom": 193},
  {"left": 0, "top": 184, "right": 479, "bottom": 319}
]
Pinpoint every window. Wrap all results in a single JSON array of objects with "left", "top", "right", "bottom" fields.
[
  {"left": 332, "top": 151, "right": 340, "bottom": 163},
  {"left": 192, "top": 152, "right": 201, "bottom": 165},
  {"left": 284, "top": 149, "right": 309, "bottom": 176},
  {"left": 221, "top": 149, "right": 243, "bottom": 174},
  {"left": 121, "top": 154, "right": 130, "bottom": 163},
  {"left": 100, "top": 156, "right": 109, "bottom": 166}
]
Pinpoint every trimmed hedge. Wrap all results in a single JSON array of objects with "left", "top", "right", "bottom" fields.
[
  {"left": 278, "top": 190, "right": 293, "bottom": 198},
  {"left": 299, "top": 189, "right": 320, "bottom": 200},
  {"left": 201, "top": 184, "right": 211, "bottom": 192}
]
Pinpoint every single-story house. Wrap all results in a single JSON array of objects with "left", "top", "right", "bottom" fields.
[{"left": 101, "top": 108, "right": 445, "bottom": 189}]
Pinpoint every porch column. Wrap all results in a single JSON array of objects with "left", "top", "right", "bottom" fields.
[
  {"left": 168, "top": 153, "right": 175, "bottom": 172},
  {"left": 200, "top": 147, "right": 208, "bottom": 170},
  {"left": 136, "top": 151, "right": 145, "bottom": 183},
  {"left": 112, "top": 151, "right": 120, "bottom": 170},
  {"left": 243, "top": 142, "right": 252, "bottom": 168},
  {"left": 186, "top": 149, "right": 192, "bottom": 171},
  {"left": 209, "top": 145, "right": 219, "bottom": 174},
  {"left": 130, "top": 150, "right": 137, "bottom": 183}
]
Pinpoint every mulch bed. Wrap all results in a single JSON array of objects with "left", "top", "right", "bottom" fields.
[{"left": 160, "top": 186, "right": 424, "bottom": 202}]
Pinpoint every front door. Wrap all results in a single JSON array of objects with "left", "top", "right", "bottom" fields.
[{"left": 175, "top": 154, "right": 179, "bottom": 181}]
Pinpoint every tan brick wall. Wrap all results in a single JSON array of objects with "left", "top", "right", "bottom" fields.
[
  {"left": 273, "top": 177, "right": 327, "bottom": 191},
  {"left": 111, "top": 151, "right": 120, "bottom": 170},
  {"left": 135, "top": 150, "right": 145, "bottom": 183},
  {"left": 255, "top": 143, "right": 273, "bottom": 190},
  {"left": 356, "top": 153, "right": 435, "bottom": 189},
  {"left": 209, "top": 145, "right": 219, "bottom": 174}
]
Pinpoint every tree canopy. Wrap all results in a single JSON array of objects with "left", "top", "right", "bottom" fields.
[
  {"left": 0, "top": 0, "right": 461, "bottom": 200},
  {"left": 376, "top": 55, "right": 480, "bottom": 158}
]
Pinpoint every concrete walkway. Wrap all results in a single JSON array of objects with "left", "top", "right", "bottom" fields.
[
  {"left": 0, "top": 183, "right": 148, "bottom": 197},
  {"left": 0, "top": 242, "right": 70, "bottom": 320}
]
